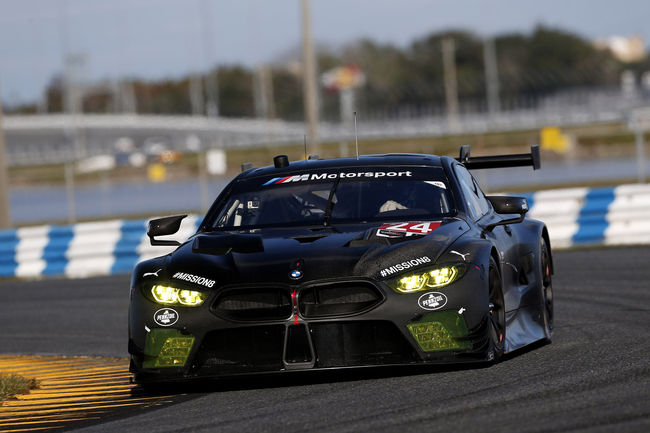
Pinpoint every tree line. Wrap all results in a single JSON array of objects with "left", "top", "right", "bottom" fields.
[{"left": 11, "top": 25, "right": 650, "bottom": 120}]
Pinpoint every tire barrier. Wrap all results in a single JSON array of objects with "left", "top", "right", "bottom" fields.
[{"left": 1, "top": 184, "right": 650, "bottom": 279}]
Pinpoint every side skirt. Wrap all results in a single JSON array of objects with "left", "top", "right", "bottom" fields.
[{"left": 504, "top": 304, "right": 547, "bottom": 353}]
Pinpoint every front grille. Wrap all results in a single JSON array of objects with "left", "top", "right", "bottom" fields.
[
  {"left": 212, "top": 288, "right": 292, "bottom": 321},
  {"left": 310, "top": 321, "right": 417, "bottom": 368},
  {"left": 298, "top": 282, "right": 383, "bottom": 318},
  {"left": 194, "top": 325, "right": 285, "bottom": 374}
]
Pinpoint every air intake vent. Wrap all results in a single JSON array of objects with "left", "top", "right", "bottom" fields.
[
  {"left": 194, "top": 325, "right": 285, "bottom": 374},
  {"left": 299, "top": 282, "right": 383, "bottom": 318},
  {"left": 310, "top": 321, "right": 416, "bottom": 367},
  {"left": 273, "top": 154, "right": 290, "bottom": 168},
  {"left": 212, "top": 288, "right": 292, "bottom": 321}
]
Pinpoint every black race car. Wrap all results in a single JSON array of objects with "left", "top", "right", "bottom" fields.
[{"left": 128, "top": 146, "right": 553, "bottom": 383}]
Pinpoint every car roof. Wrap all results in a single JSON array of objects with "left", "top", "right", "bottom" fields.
[{"left": 239, "top": 153, "right": 447, "bottom": 180}]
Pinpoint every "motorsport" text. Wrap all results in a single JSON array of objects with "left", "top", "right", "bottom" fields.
[{"left": 265, "top": 171, "right": 412, "bottom": 185}]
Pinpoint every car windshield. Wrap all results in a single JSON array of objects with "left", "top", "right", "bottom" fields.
[{"left": 206, "top": 167, "right": 454, "bottom": 230}]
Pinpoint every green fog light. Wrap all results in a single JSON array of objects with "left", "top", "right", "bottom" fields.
[
  {"left": 143, "top": 329, "right": 195, "bottom": 368},
  {"left": 407, "top": 311, "right": 471, "bottom": 352}
]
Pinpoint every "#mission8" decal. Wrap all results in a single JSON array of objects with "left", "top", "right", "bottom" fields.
[
  {"left": 380, "top": 256, "right": 431, "bottom": 278},
  {"left": 376, "top": 221, "right": 442, "bottom": 238},
  {"left": 172, "top": 272, "right": 215, "bottom": 288}
]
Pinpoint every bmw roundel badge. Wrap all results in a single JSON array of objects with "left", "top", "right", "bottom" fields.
[{"left": 289, "top": 259, "right": 305, "bottom": 280}]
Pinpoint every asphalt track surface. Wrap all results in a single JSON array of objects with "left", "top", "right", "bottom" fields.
[{"left": 1, "top": 246, "right": 649, "bottom": 432}]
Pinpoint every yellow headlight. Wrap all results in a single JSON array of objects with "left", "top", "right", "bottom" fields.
[
  {"left": 427, "top": 266, "right": 458, "bottom": 287},
  {"left": 177, "top": 289, "right": 205, "bottom": 306},
  {"left": 151, "top": 285, "right": 206, "bottom": 306},
  {"left": 151, "top": 285, "right": 178, "bottom": 304},
  {"left": 395, "top": 274, "right": 428, "bottom": 292},
  {"left": 390, "top": 264, "right": 465, "bottom": 293}
]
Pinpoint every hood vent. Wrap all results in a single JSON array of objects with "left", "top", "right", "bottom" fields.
[
  {"left": 192, "top": 234, "right": 264, "bottom": 255},
  {"left": 346, "top": 238, "right": 389, "bottom": 247},
  {"left": 291, "top": 234, "right": 328, "bottom": 244}
]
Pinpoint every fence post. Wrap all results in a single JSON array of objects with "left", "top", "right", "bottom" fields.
[
  {"left": 0, "top": 90, "right": 10, "bottom": 229},
  {"left": 635, "top": 127, "right": 646, "bottom": 183}
]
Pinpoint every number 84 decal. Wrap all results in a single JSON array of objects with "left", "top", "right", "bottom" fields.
[{"left": 376, "top": 221, "right": 442, "bottom": 238}]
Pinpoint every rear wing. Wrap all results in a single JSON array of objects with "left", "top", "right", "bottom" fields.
[{"left": 457, "top": 145, "right": 540, "bottom": 170}]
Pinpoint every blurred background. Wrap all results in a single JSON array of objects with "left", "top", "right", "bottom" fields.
[{"left": 1, "top": 0, "right": 650, "bottom": 227}]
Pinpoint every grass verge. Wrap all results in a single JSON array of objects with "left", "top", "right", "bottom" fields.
[{"left": 0, "top": 373, "right": 39, "bottom": 404}]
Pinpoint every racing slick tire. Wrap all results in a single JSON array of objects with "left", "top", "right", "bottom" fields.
[
  {"left": 487, "top": 256, "right": 506, "bottom": 362},
  {"left": 541, "top": 238, "right": 554, "bottom": 343}
]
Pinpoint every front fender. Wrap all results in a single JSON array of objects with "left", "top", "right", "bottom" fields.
[
  {"left": 131, "top": 256, "right": 169, "bottom": 291},
  {"left": 438, "top": 236, "right": 494, "bottom": 278}
]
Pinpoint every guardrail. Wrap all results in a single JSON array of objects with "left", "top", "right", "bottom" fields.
[
  {"left": 1, "top": 183, "right": 650, "bottom": 279},
  {"left": 2, "top": 102, "right": 634, "bottom": 166}
]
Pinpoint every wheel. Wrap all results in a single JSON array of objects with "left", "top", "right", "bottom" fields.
[
  {"left": 540, "top": 238, "right": 554, "bottom": 342},
  {"left": 487, "top": 256, "right": 506, "bottom": 362}
]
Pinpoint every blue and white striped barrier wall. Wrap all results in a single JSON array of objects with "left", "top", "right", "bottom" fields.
[
  {"left": 521, "top": 184, "right": 650, "bottom": 249},
  {"left": 1, "top": 184, "right": 650, "bottom": 279},
  {"left": 0, "top": 215, "right": 200, "bottom": 279}
]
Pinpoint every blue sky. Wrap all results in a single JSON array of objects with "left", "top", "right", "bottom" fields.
[{"left": 1, "top": 0, "right": 648, "bottom": 105}]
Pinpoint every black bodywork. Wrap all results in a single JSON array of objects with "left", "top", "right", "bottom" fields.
[{"left": 128, "top": 148, "right": 553, "bottom": 383}]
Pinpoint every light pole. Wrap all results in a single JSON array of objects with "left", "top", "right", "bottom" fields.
[
  {"left": 0, "top": 86, "right": 10, "bottom": 228},
  {"left": 200, "top": 0, "right": 219, "bottom": 117},
  {"left": 301, "top": 0, "right": 319, "bottom": 153},
  {"left": 442, "top": 37, "right": 460, "bottom": 133},
  {"left": 483, "top": 37, "right": 501, "bottom": 117}
]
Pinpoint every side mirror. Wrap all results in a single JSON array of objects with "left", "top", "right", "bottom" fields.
[
  {"left": 147, "top": 215, "right": 188, "bottom": 246},
  {"left": 484, "top": 196, "right": 529, "bottom": 232}
]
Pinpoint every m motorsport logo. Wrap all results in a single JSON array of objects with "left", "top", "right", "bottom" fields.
[{"left": 264, "top": 171, "right": 413, "bottom": 185}]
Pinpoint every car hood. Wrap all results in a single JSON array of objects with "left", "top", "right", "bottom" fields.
[{"left": 162, "top": 218, "right": 470, "bottom": 286}]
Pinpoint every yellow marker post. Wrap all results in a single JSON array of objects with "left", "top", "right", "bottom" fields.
[
  {"left": 540, "top": 126, "right": 570, "bottom": 153},
  {"left": 147, "top": 163, "right": 167, "bottom": 183}
]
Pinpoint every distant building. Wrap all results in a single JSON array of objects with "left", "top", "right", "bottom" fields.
[{"left": 594, "top": 35, "right": 647, "bottom": 63}]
